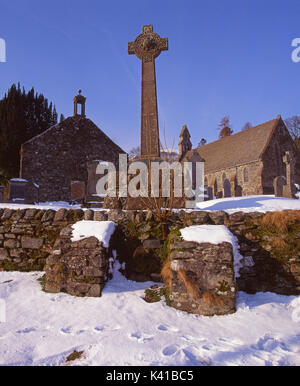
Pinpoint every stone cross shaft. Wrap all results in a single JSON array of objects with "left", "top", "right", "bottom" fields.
[{"left": 128, "top": 25, "right": 168, "bottom": 159}]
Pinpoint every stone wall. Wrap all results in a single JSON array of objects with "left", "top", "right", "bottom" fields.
[
  {"left": 167, "top": 233, "right": 235, "bottom": 316},
  {"left": 0, "top": 207, "right": 300, "bottom": 298},
  {"left": 45, "top": 226, "right": 114, "bottom": 297},
  {"left": 0, "top": 208, "right": 85, "bottom": 271}
]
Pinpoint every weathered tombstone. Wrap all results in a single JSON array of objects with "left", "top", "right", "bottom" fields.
[
  {"left": 207, "top": 186, "right": 213, "bottom": 201},
  {"left": 0, "top": 186, "right": 4, "bottom": 203},
  {"left": 235, "top": 185, "right": 243, "bottom": 197},
  {"left": 8, "top": 179, "right": 27, "bottom": 203},
  {"left": 86, "top": 160, "right": 107, "bottom": 207},
  {"left": 8, "top": 179, "right": 39, "bottom": 204},
  {"left": 223, "top": 179, "right": 231, "bottom": 198},
  {"left": 273, "top": 176, "right": 286, "bottom": 197},
  {"left": 25, "top": 182, "right": 39, "bottom": 204},
  {"left": 70, "top": 181, "right": 86, "bottom": 204}
]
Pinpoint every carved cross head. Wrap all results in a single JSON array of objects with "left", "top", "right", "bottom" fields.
[{"left": 128, "top": 25, "right": 168, "bottom": 62}]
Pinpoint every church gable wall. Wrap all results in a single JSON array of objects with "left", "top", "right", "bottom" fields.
[{"left": 20, "top": 117, "right": 124, "bottom": 202}]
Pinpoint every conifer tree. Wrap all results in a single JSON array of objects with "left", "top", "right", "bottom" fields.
[{"left": 0, "top": 83, "right": 58, "bottom": 184}]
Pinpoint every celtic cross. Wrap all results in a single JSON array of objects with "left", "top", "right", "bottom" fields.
[{"left": 128, "top": 25, "right": 168, "bottom": 159}]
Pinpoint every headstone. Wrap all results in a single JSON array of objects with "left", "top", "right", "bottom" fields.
[
  {"left": 86, "top": 160, "right": 107, "bottom": 207},
  {"left": 223, "top": 179, "right": 231, "bottom": 198},
  {"left": 8, "top": 179, "right": 27, "bottom": 204},
  {"left": 128, "top": 25, "right": 168, "bottom": 160},
  {"left": 207, "top": 186, "right": 213, "bottom": 201},
  {"left": 273, "top": 176, "right": 286, "bottom": 197},
  {"left": 70, "top": 181, "right": 86, "bottom": 204},
  {"left": 25, "top": 182, "right": 39, "bottom": 204},
  {"left": 8, "top": 179, "right": 39, "bottom": 204}
]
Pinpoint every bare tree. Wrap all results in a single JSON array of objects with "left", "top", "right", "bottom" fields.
[
  {"left": 218, "top": 115, "right": 233, "bottom": 139},
  {"left": 128, "top": 146, "right": 140, "bottom": 160},
  {"left": 285, "top": 116, "right": 300, "bottom": 152},
  {"left": 242, "top": 122, "right": 252, "bottom": 131}
]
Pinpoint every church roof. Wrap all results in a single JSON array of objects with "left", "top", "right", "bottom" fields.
[
  {"left": 190, "top": 117, "right": 280, "bottom": 173},
  {"left": 22, "top": 115, "right": 125, "bottom": 155}
]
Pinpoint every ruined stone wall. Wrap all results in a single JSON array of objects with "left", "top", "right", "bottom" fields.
[
  {"left": 168, "top": 235, "right": 236, "bottom": 316},
  {"left": 20, "top": 116, "right": 125, "bottom": 202},
  {"left": 45, "top": 227, "right": 113, "bottom": 297}
]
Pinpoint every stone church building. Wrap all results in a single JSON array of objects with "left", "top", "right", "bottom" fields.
[
  {"left": 19, "top": 91, "right": 125, "bottom": 202},
  {"left": 181, "top": 115, "right": 300, "bottom": 198}
]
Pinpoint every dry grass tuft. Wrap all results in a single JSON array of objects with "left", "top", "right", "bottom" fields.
[
  {"left": 66, "top": 350, "right": 84, "bottom": 363},
  {"left": 202, "top": 291, "right": 225, "bottom": 308},
  {"left": 272, "top": 236, "right": 288, "bottom": 249},
  {"left": 161, "top": 260, "right": 172, "bottom": 290},
  {"left": 177, "top": 269, "right": 200, "bottom": 300},
  {"left": 261, "top": 211, "right": 300, "bottom": 234}
]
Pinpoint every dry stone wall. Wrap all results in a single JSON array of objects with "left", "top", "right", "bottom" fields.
[
  {"left": 168, "top": 233, "right": 236, "bottom": 316},
  {"left": 45, "top": 226, "right": 114, "bottom": 297},
  {"left": 0, "top": 207, "right": 300, "bottom": 299}
]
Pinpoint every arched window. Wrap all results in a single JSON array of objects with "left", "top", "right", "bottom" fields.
[{"left": 244, "top": 168, "right": 249, "bottom": 183}]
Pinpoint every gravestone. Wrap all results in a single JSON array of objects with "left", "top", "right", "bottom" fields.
[
  {"left": 273, "top": 176, "right": 286, "bottom": 197},
  {"left": 8, "top": 179, "right": 27, "bottom": 204},
  {"left": 223, "top": 179, "right": 231, "bottom": 198},
  {"left": 70, "top": 181, "right": 86, "bottom": 204},
  {"left": 8, "top": 179, "right": 39, "bottom": 204},
  {"left": 207, "top": 186, "right": 213, "bottom": 201}
]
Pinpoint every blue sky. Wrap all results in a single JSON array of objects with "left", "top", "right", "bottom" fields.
[{"left": 0, "top": 0, "right": 299, "bottom": 152}]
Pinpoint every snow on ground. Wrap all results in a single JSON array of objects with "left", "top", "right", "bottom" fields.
[
  {"left": 1, "top": 195, "right": 300, "bottom": 213},
  {"left": 196, "top": 195, "right": 300, "bottom": 214},
  {"left": 180, "top": 225, "right": 243, "bottom": 278},
  {"left": 71, "top": 221, "right": 116, "bottom": 247},
  {"left": 0, "top": 201, "right": 83, "bottom": 211},
  {"left": 1, "top": 266, "right": 300, "bottom": 366}
]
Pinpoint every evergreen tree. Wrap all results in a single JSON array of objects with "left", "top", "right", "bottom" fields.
[{"left": 0, "top": 83, "right": 58, "bottom": 184}]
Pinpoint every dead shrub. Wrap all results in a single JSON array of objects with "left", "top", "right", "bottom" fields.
[
  {"left": 66, "top": 350, "right": 84, "bottom": 363},
  {"left": 177, "top": 269, "right": 200, "bottom": 300},
  {"left": 202, "top": 291, "right": 225, "bottom": 308},
  {"left": 161, "top": 260, "right": 172, "bottom": 290},
  {"left": 261, "top": 211, "right": 300, "bottom": 234},
  {"left": 272, "top": 236, "right": 288, "bottom": 249}
]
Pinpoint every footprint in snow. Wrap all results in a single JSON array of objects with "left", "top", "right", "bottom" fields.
[
  {"left": 128, "top": 332, "right": 154, "bottom": 343},
  {"left": 16, "top": 327, "right": 36, "bottom": 334},
  {"left": 254, "top": 335, "right": 288, "bottom": 352},
  {"left": 162, "top": 345, "right": 179, "bottom": 356},
  {"left": 94, "top": 325, "right": 121, "bottom": 333},
  {"left": 60, "top": 327, "right": 73, "bottom": 335},
  {"left": 157, "top": 324, "right": 179, "bottom": 332}
]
